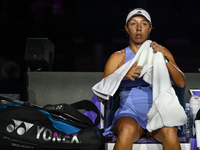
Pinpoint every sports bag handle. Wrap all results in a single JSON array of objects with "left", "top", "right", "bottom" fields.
[
  {"left": 43, "top": 100, "right": 100, "bottom": 127},
  {"left": 70, "top": 100, "right": 100, "bottom": 126}
]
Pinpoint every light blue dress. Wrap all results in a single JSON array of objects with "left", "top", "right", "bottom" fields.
[{"left": 103, "top": 46, "right": 153, "bottom": 136}]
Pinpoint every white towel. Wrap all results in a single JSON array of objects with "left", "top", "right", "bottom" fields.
[
  {"left": 92, "top": 40, "right": 187, "bottom": 132},
  {"left": 92, "top": 40, "right": 154, "bottom": 100}
]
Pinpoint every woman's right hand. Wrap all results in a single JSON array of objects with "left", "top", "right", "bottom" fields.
[{"left": 124, "top": 62, "right": 143, "bottom": 81}]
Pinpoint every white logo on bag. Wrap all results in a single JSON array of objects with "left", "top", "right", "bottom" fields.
[
  {"left": 56, "top": 105, "right": 62, "bottom": 110},
  {"left": 36, "top": 126, "right": 80, "bottom": 143},
  {"left": 6, "top": 119, "right": 34, "bottom": 135},
  {"left": 6, "top": 119, "right": 81, "bottom": 143}
]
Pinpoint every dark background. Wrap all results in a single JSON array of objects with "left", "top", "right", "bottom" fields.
[{"left": 0, "top": 0, "right": 200, "bottom": 99}]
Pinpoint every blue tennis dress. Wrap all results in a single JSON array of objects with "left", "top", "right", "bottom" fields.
[{"left": 103, "top": 46, "right": 153, "bottom": 136}]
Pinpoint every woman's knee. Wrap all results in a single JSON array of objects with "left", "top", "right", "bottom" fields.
[
  {"left": 119, "top": 121, "right": 137, "bottom": 135},
  {"left": 113, "top": 117, "right": 144, "bottom": 140},
  {"left": 162, "top": 127, "right": 178, "bottom": 138},
  {"left": 152, "top": 127, "right": 178, "bottom": 142}
]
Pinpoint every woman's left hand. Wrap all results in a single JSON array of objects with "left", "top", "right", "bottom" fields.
[{"left": 150, "top": 41, "right": 165, "bottom": 56}]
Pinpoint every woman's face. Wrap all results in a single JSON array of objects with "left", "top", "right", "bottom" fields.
[{"left": 125, "top": 15, "right": 152, "bottom": 45}]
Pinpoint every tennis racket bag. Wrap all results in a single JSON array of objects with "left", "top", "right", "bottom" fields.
[{"left": 0, "top": 95, "right": 103, "bottom": 150}]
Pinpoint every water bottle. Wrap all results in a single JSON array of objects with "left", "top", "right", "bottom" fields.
[{"left": 182, "top": 103, "right": 193, "bottom": 139}]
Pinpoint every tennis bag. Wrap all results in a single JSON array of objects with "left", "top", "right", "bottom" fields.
[{"left": 0, "top": 97, "right": 103, "bottom": 150}]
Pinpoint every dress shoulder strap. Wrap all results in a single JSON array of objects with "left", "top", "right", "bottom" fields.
[{"left": 124, "top": 46, "right": 136, "bottom": 63}]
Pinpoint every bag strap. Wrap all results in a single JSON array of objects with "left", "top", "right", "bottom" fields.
[
  {"left": 43, "top": 100, "right": 100, "bottom": 127},
  {"left": 70, "top": 100, "right": 100, "bottom": 126}
]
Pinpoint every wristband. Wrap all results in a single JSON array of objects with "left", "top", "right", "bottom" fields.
[{"left": 165, "top": 56, "right": 169, "bottom": 63}]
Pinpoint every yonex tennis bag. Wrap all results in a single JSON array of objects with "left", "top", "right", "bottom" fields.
[{"left": 0, "top": 97, "right": 103, "bottom": 150}]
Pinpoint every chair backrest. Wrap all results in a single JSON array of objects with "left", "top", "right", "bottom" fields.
[
  {"left": 172, "top": 84, "right": 186, "bottom": 108},
  {"left": 105, "top": 84, "right": 186, "bottom": 128}
]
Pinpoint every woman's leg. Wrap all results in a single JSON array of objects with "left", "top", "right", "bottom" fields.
[
  {"left": 150, "top": 127, "right": 181, "bottom": 150},
  {"left": 112, "top": 116, "right": 145, "bottom": 150}
]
